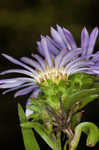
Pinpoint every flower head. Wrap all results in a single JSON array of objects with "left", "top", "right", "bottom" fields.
[{"left": 0, "top": 25, "right": 99, "bottom": 117}]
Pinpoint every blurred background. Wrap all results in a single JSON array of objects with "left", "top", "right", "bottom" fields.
[{"left": 0, "top": 0, "right": 99, "bottom": 149}]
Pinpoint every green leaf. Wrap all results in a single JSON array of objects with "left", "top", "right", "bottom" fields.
[
  {"left": 21, "top": 121, "right": 61, "bottom": 150},
  {"left": 64, "top": 88, "right": 99, "bottom": 112},
  {"left": 70, "top": 122, "right": 99, "bottom": 150},
  {"left": 69, "top": 73, "right": 99, "bottom": 89},
  {"left": 71, "top": 112, "right": 83, "bottom": 129},
  {"left": 75, "top": 94, "right": 98, "bottom": 112},
  {"left": 18, "top": 104, "right": 40, "bottom": 150},
  {"left": 56, "top": 132, "right": 62, "bottom": 150}
]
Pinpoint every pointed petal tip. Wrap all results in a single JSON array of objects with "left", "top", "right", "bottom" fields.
[
  {"left": 1, "top": 53, "right": 5, "bottom": 56},
  {"left": 83, "top": 26, "right": 87, "bottom": 30},
  {"left": 0, "top": 72, "right": 4, "bottom": 75},
  {"left": 56, "top": 24, "right": 63, "bottom": 31},
  {"left": 50, "top": 26, "right": 56, "bottom": 32},
  {"left": 37, "top": 41, "right": 40, "bottom": 44},
  {"left": 82, "top": 27, "right": 88, "bottom": 33},
  {"left": 14, "top": 93, "right": 18, "bottom": 98},
  {"left": 40, "top": 34, "right": 45, "bottom": 39},
  {"left": 93, "top": 27, "right": 99, "bottom": 34},
  {"left": 2, "top": 91, "right": 6, "bottom": 95},
  {"left": 63, "top": 27, "right": 67, "bottom": 31},
  {"left": 41, "top": 37, "right": 46, "bottom": 43},
  {"left": 56, "top": 24, "right": 60, "bottom": 28},
  {"left": 36, "top": 41, "right": 40, "bottom": 47},
  {"left": 94, "top": 26, "right": 99, "bottom": 30},
  {"left": 63, "top": 27, "right": 70, "bottom": 34},
  {"left": 90, "top": 27, "right": 99, "bottom": 38},
  {"left": 1, "top": 53, "right": 7, "bottom": 57}
]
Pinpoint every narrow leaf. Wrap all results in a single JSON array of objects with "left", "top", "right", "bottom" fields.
[
  {"left": 64, "top": 88, "right": 99, "bottom": 112},
  {"left": 18, "top": 104, "right": 40, "bottom": 150},
  {"left": 56, "top": 132, "right": 62, "bottom": 150},
  {"left": 70, "top": 122, "right": 99, "bottom": 150},
  {"left": 74, "top": 94, "right": 98, "bottom": 112},
  {"left": 21, "top": 121, "right": 60, "bottom": 150}
]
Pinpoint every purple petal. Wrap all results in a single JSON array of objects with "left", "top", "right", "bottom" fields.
[
  {"left": 66, "top": 61, "right": 94, "bottom": 74},
  {"left": 59, "top": 48, "right": 82, "bottom": 67},
  {"left": 90, "top": 66, "right": 99, "bottom": 70},
  {"left": 81, "top": 27, "right": 89, "bottom": 55},
  {"left": 14, "top": 85, "right": 38, "bottom": 97},
  {"left": 0, "top": 82, "right": 24, "bottom": 88},
  {"left": 63, "top": 28, "right": 77, "bottom": 49},
  {"left": 2, "top": 53, "right": 37, "bottom": 75},
  {"left": 26, "top": 88, "right": 41, "bottom": 106},
  {"left": 0, "top": 77, "right": 34, "bottom": 84},
  {"left": 87, "top": 27, "right": 99, "bottom": 54},
  {"left": 64, "top": 55, "right": 93, "bottom": 71},
  {"left": 55, "top": 49, "right": 68, "bottom": 68},
  {"left": 70, "top": 67, "right": 92, "bottom": 75},
  {"left": 46, "top": 36, "right": 62, "bottom": 50},
  {"left": 57, "top": 24, "right": 71, "bottom": 49},
  {"left": 37, "top": 41, "right": 45, "bottom": 57},
  {"left": 0, "top": 77, "right": 35, "bottom": 89},
  {"left": 31, "top": 54, "right": 46, "bottom": 71},
  {"left": 21, "top": 57, "right": 43, "bottom": 72},
  {"left": 25, "top": 88, "right": 41, "bottom": 118},
  {"left": 41, "top": 38, "right": 53, "bottom": 68},
  {"left": 51, "top": 27, "right": 66, "bottom": 49},
  {"left": 91, "top": 70, "right": 99, "bottom": 74},
  {"left": 28, "top": 88, "right": 41, "bottom": 102},
  {"left": 31, "top": 88, "right": 41, "bottom": 98},
  {"left": 2, "top": 83, "right": 36, "bottom": 94},
  {"left": 46, "top": 37, "right": 59, "bottom": 56},
  {"left": 0, "top": 69, "right": 37, "bottom": 78}
]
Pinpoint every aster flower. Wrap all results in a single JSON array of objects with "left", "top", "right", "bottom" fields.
[
  {"left": 0, "top": 26, "right": 99, "bottom": 118},
  {"left": 37, "top": 25, "right": 98, "bottom": 57},
  {"left": 37, "top": 25, "right": 77, "bottom": 57},
  {"left": 37, "top": 25, "right": 99, "bottom": 75}
]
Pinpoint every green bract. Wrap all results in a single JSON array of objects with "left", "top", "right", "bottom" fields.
[
  {"left": 35, "top": 73, "right": 99, "bottom": 114},
  {"left": 21, "top": 73, "right": 99, "bottom": 150}
]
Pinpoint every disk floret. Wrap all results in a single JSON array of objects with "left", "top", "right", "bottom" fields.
[{"left": 38, "top": 62, "right": 67, "bottom": 84}]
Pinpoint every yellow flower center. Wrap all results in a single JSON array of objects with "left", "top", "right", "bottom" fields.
[{"left": 37, "top": 62, "right": 67, "bottom": 84}]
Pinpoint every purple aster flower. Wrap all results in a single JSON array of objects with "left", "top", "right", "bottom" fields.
[
  {"left": 37, "top": 25, "right": 98, "bottom": 57},
  {"left": 37, "top": 24, "right": 77, "bottom": 57},
  {"left": 0, "top": 26, "right": 99, "bottom": 117}
]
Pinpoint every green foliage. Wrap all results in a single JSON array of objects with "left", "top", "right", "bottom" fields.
[
  {"left": 64, "top": 88, "right": 99, "bottom": 113},
  {"left": 23, "top": 73, "right": 99, "bottom": 150},
  {"left": 21, "top": 121, "right": 61, "bottom": 150},
  {"left": 38, "top": 73, "right": 99, "bottom": 114},
  {"left": 19, "top": 104, "right": 61, "bottom": 150},
  {"left": 18, "top": 104, "right": 40, "bottom": 150},
  {"left": 63, "top": 141, "right": 68, "bottom": 150},
  {"left": 69, "top": 73, "right": 98, "bottom": 89},
  {"left": 70, "top": 122, "right": 99, "bottom": 150}
]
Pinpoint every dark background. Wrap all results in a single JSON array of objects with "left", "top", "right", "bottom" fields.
[{"left": 0, "top": 0, "right": 99, "bottom": 149}]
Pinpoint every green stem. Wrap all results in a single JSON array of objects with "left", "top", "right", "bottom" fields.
[
  {"left": 56, "top": 132, "right": 62, "bottom": 150},
  {"left": 64, "top": 140, "right": 69, "bottom": 150}
]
